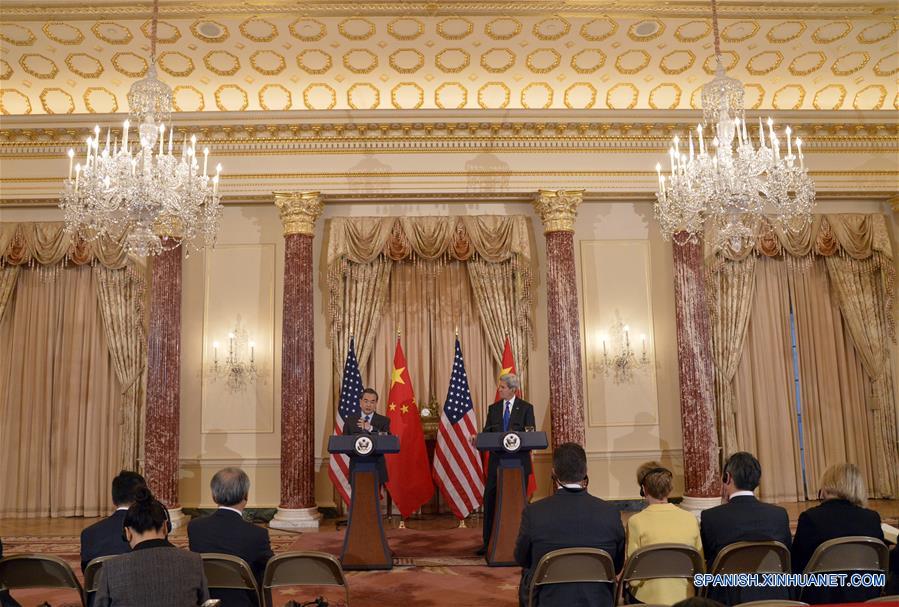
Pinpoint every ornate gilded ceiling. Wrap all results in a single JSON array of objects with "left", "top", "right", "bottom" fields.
[{"left": 0, "top": 10, "right": 896, "bottom": 115}]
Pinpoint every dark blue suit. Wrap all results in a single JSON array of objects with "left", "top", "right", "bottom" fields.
[{"left": 80, "top": 509, "right": 132, "bottom": 572}]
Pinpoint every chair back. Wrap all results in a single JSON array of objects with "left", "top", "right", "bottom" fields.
[
  {"left": 201, "top": 553, "right": 260, "bottom": 601},
  {"left": 735, "top": 601, "right": 809, "bottom": 607},
  {"left": 709, "top": 541, "right": 791, "bottom": 575},
  {"left": 84, "top": 555, "right": 119, "bottom": 594},
  {"left": 527, "top": 548, "right": 615, "bottom": 607},
  {"left": 262, "top": 551, "right": 348, "bottom": 607},
  {"left": 0, "top": 554, "right": 85, "bottom": 605},
  {"left": 618, "top": 543, "right": 704, "bottom": 604},
  {"left": 803, "top": 536, "right": 888, "bottom": 574}
]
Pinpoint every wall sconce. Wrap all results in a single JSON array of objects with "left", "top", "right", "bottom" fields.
[
  {"left": 209, "top": 323, "right": 257, "bottom": 392},
  {"left": 589, "top": 320, "right": 650, "bottom": 384}
]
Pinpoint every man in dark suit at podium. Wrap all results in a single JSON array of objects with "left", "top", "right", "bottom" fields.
[
  {"left": 344, "top": 388, "right": 391, "bottom": 485},
  {"left": 476, "top": 373, "right": 535, "bottom": 555},
  {"left": 80, "top": 470, "right": 146, "bottom": 572}
]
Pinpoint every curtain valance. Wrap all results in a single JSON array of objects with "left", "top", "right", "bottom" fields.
[{"left": 0, "top": 222, "right": 138, "bottom": 269}]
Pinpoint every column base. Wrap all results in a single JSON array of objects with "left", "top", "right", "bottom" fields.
[
  {"left": 167, "top": 507, "right": 190, "bottom": 530},
  {"left": 270, "top": 506, "right": 322, "bottom": 530},
  {"left": 679, "top": 495, "right": 722, "bottom": 520}
]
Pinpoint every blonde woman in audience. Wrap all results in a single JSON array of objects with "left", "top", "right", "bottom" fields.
[{"left": 625, "top": 462, "right": 703, "bottom": 605}]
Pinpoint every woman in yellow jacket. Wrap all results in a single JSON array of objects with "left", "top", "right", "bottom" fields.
[{"left": 625, "top": 462, "right": 703, "bottom": 605}]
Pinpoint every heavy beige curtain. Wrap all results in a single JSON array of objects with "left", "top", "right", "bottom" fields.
[
  {"left": 0, "top": 265, "right": 19, "bottom": 323},
  {"left": 731, "top": 258, "right": 804, "bottom": 501},
  {"left": 0, "top": 266, "right": 123, "bottom": 517}
]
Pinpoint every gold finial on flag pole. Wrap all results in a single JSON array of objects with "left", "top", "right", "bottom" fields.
[
  {"left": 455, "top": 326, "right": 459, "bottom": 337},
  {"left": 399, "top": 519, "right": 406, "bottom": 529},
  {"left": 396, "top": 327, "right": 401, "bottom": 338},
  {"left": 458, "top": 518, "right": 467, "bottom": 528}
]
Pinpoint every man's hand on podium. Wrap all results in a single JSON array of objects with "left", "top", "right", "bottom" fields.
[{"left": 356, "top": 418, "right": 372, "bottom": 432}]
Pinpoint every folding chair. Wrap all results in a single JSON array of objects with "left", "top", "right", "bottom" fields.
[
  {"left": 262, "top": 551, "right": 348, "bottom": 607},
  {"left": 526, "top": 547, "right": 616, "bottom": 607},
  {"left": 0, "top": 554, "right": 85, "bottom": 606},
  {"left": 618, "top": 543, "right": 704, "bottom": 605},
  {"left": 201, "top": 553, "right": 261, "bottom": 606}
]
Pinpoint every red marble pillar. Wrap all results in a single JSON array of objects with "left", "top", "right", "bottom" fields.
[
  {"left": 533, "top": 189, "right": 586, "bottom": 448},
  {"left": 271, "top": 191, "right": 324, "bottom": 530},
  {"left": 144, "top": 244, "right": 187, "bottom": 527},
  {"left": 671, "top": 235, "right": 722, "bottom": 512}
]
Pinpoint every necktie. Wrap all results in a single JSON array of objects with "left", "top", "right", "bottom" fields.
[
  {"left": 503, "top": 401, "right": 511, "bottom": 432},
  {"left": 365, "top": 414, "right": 371, "bottom": 427}
]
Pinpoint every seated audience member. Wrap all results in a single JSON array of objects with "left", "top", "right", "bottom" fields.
[
  {"left": 80, "top": 470, "right": 147, "bottom": 572},
  {"left": 94, "top": 487, "right": 209, "bottom": 607},
  {"left": 700, "top": 452, "right": 792, "bottom": 604},
  {"left": 625, "top": 462, "right": 703, "bottom": 605},
  {"left": 514, "top": 442, "right": 625, "bottom": 607},
  {"left": 188, "top": 467, "right": 273, "bottom": 607},
  {"left": 792, "top": 463, "right": 885, "bottom": 604}
]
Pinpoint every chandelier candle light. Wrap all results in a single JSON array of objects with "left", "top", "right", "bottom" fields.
[
  {"left": 59, "top": 0, "right": 222, "bottom": 257},
  {"left": 653, "top": 0, "right": 815, "bottom": 252}
]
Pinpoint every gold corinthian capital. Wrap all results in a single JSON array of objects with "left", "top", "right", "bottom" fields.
[
  {"left": 532, "top": 189, "right": 585, "bottom": 233},
  {"left": 274, "top": 191, "right": 325, "bottom": 237}
]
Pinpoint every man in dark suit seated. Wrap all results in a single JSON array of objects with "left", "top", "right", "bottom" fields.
[
  {"left": 344, "top": 388, "right": 391, "bottom": 486},
  {"left": 476, "top": 373, "right": 536, "bottom": 556},
  {"left": 80, "top": 470, "right": 146, "bottom": 572},
  {"left": 514, "top": 442, "right": 625, "bottom": 607},
  {"left": 188, "top": 467, "right": 274, "bottom": 607},
  {"left": 700, "top": 452, "right": 792, "bottom": 604}
]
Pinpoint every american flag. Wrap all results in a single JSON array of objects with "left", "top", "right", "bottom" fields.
[
  {"left": 328, "top": 337, "right": 363, "bottom": 506},
  {"left": 433, "top": 337, "right": 484, "bottom": 519}
]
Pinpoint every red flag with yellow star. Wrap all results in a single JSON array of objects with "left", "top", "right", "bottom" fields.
[
  {"left": 492, "top": 335, "right": 537, "bottom": 497},
  {"left": 385, "top": 337, "right": 434, "bottom": 518}
]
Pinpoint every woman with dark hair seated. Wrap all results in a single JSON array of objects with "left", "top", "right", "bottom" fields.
[{"left": 94, "top": 487, "right": 209, "bottom": 607}]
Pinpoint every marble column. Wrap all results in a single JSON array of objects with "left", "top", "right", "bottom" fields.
[
  {"left": 144, "top": 243, "right": 188, "bottom": 527},
  {"left": 532, "top": 189, "right": 586, "bottom": 448},
  {"left": 270, "top": 191, "right": 324, "bottom": 530},
  {"left": 671, "top": 235, "right": 722, "bottom": 514}
]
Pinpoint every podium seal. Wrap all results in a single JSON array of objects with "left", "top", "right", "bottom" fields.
[
  {"left": 354, "top": 435, "right": 374, "bottom": 456},
  {"left": 501, "top": 431, "right": 522, "bottom": 453}
]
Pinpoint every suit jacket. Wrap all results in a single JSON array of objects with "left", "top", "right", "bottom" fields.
[
  {"left": 514, "top": 487, "right": 625, "bottom": 607},
  {"left": 344, "top": 412, "right": 391, "bottom": 484},
  {"left": 483, "top": 397, "right": 536, "bottom": 479},
  {"left": 699, "top": 495, "right": 791, "bottom": 603},
  {"left": 93, "top": 539, "right": 209, "bottom": 607},
  {"left": 80, "top": 509, "right": 132, "bottom": 572},
  {"left": 791, "top": 498, "right": 884, "bottom": 603},
  {"left": 188, "top": 508, "right": 274, "bottom": 607}
]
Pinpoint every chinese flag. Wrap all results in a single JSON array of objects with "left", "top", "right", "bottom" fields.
[
  {"left": 385, "top": 337, "right": 434, "bottom": 518},
  {"left": 493, "top": 336, "right": 537, "bottom": 497}
]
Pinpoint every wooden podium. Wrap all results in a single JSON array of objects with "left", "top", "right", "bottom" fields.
[
  {"left": 328, "top": 434, "right": 399, "bottom": 570},
  {"left": 476, "top": 431, "right": 548, "bottom": 566}
]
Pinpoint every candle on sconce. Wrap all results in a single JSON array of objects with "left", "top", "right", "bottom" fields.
[
  {"left": 249, "top": 340, "right": 255, "bottom": 363},
  {"left": 640, "top": 334, "right": 647, "bottom": 355},
  {"left": 600, "top": 334, "right": 607, "bottom": 357},
  {"left": 228, "top": 332, "right": 235, "bottom": 359},
  {"left": 623, "top": 325, "right": 630, "bottom": 346},
  {"left": 212, "top": 341, "right": 219, "bottom": 364},
  {"left": 67, "top": 149, "right": 74, "bottom": 179}
]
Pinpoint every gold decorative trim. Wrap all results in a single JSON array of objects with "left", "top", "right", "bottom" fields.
[
  {"left": 873, "top": 52, "right": 899, "bottom": 77},
  {"left": 813, "top": 84, "right": 847, "bottom": 110},
  {"left": 521, "top": 82, "right": 553, "bottom": 109},
  {"left": 391, "top": 82, "right": 424, "bottom": 109},
  {"left": 343, "top": 49, "right": 378, "bottom": 73},
  {"left": 297, "top": 49, "right": 333, "bottom": 75},
  {"left": 743, "top": 83, "right": 765, "bottom": 109},
  {"left": 0, "top": 89, "right": 32, "bottom": 115},
  {"left": 485, "top": 17, "right": 522, "bottom": 40},
  {"left": 721, "top": 20, "right": 759, "bottom": 42},
  {"left": 389, "top": 48, "right": 425, "bottom": 74},
  {"left": 579, "top": 17, "right": 618, "bottom": 41},
  {"left": 239, "top": 16, "right": 278, "bottom": 42},
  {"left": 18, "top": 54, "right": 58, "bottom": 79},
  {"left": 214, "top": 84, "right": 249, "bottom": 112},
  {"left": 274, "top": 191, "right": 324, "bottom": 237},
  {"left": 853, "top": 84, "right": 887, "bottom": 110},
  {"left": 203, "top": 50, "right": 241, "bottom": 76},
  {"left": 111, "top": 52, "right": 148, "bottom": 78},
  {"left": 303, "top": 83, "right": 337, "bottom": 110},
  {"left": 42, "top": 22, "right": 84, "bottom": 45},
  {"left": 250, "top": 50, "right": 286, "bottom": 76},
  {"left": 172, "top": 85, "right": 205, "bottom": 112},
  {"left": 91, "top": 22, "right": 133, "bottom": 45},
  {"left": 648, "top": 83, "right": 682, "bottom": 110},
  {"left": 571, "top": 49, "right": 606, "bottom": 74},
  {"left": 387, "top": 17, "right": 424, "bottom": 40},
  {"left": 477, "top": 81, "right": 511, "bottom": 109},
  {"left": 480, "top": 48, "right": 516, "bottom": 73},
  {"left": 788, "top": 51, "right": 826, "bottom": 77},
  {"left": 0, "top": 60, "right": 12, "bottom": 81},
  {"left": 533, "top": 17, "right": 570, "bottom": 41},
  {"left": 614, "top": 49, "right": 651, "bottom": 75},
  {"left": 772, "top": 84, "right": 805, "bottom": 110},
  {"left": 660, "top": 50, "right": 695, "bottom": 75},
  {"left": 158, "top": 51, "right": 195, "bottom": 78},
  {"left": 140, "top": 19, "right": 180, "bottom": 44},
  {"left": 289, "top": 18, "right": 326, "bottom": 42},
  {"left": 703, "top": 51, "right": 739, "bottom": 74},
  {"left": 627, "top": 19, "right": 665, "bottom": 42},
  {"left": 65, "top": 53, "right": 104, "bottom": 79},
  {"left": 856, "top": 21, "right": 897, "bottom": 44},
  {"left": 347, "top": 82, "right": 380, "bottom": 109},
  {"left": 39, "top": 88, "right": 75, "bottom": 114},
  {"left": 674, "top": 20, "right": 710, "bottom": 42},
  {"left": 435, "top": 48, "right": 470, "bottom": 73},
  {"left": 434, "top": 82, "right": 467, "bottom": 109},
  {"left": 437, "top": 17, "right": 474, "bottom": 40},
  {"left": 526, "top": 48, "right": 562, "bottom": 74},
  {"left": 563, "top": 82, "right": 597, "bottom": 109},
  {"left": 338, "top": 17, "right": 375, "bottom": 40},
  {"left": 533, "top": 189, "right": 583, "bottom": 233},
  {"left": 190, "top": 20, "right": 230, "bottom": 43},
  {"left": 0, "top": 24, "right": 36, "bottom": 46},
  {"left": 766, "top": 21, "right": 806, "bottom": 43},
  {"left": 831, "top": 51, "right": 870, "bottom": 76},
  {"left": 746, "top": 50, "right": 783, "bottom": 76},
  {"left": 606, "top": 82, "right": 639, "bottom": 109},
  {"left": 258, "top": 83, "right": 292, "bottom": 111},
  {"left": 812, "top": 21, "right": 852, "bottom": 44},
  {"left": 83, "top": 87, "right": 118, "bottom": 113}
]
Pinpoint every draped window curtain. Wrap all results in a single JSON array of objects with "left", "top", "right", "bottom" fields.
[
  {"left": 709, "top": 214, "right": 899, "bottom": 501},
  {"left": 0, "top": 223, "right": 147, "bottom": 517}
]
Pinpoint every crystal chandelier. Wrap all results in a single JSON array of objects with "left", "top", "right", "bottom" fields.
[
  {"left": 589, "top": 321, "right": 650, "bottom": 384},
  {"left": 653, "top": 0, "right": 816, "bottom": 252},
  {"left": 210, "top": 326, "right": 258, "bottom": 393},
  {"left": 59, "top": 0, "right": 222, "bottom": 257}
]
